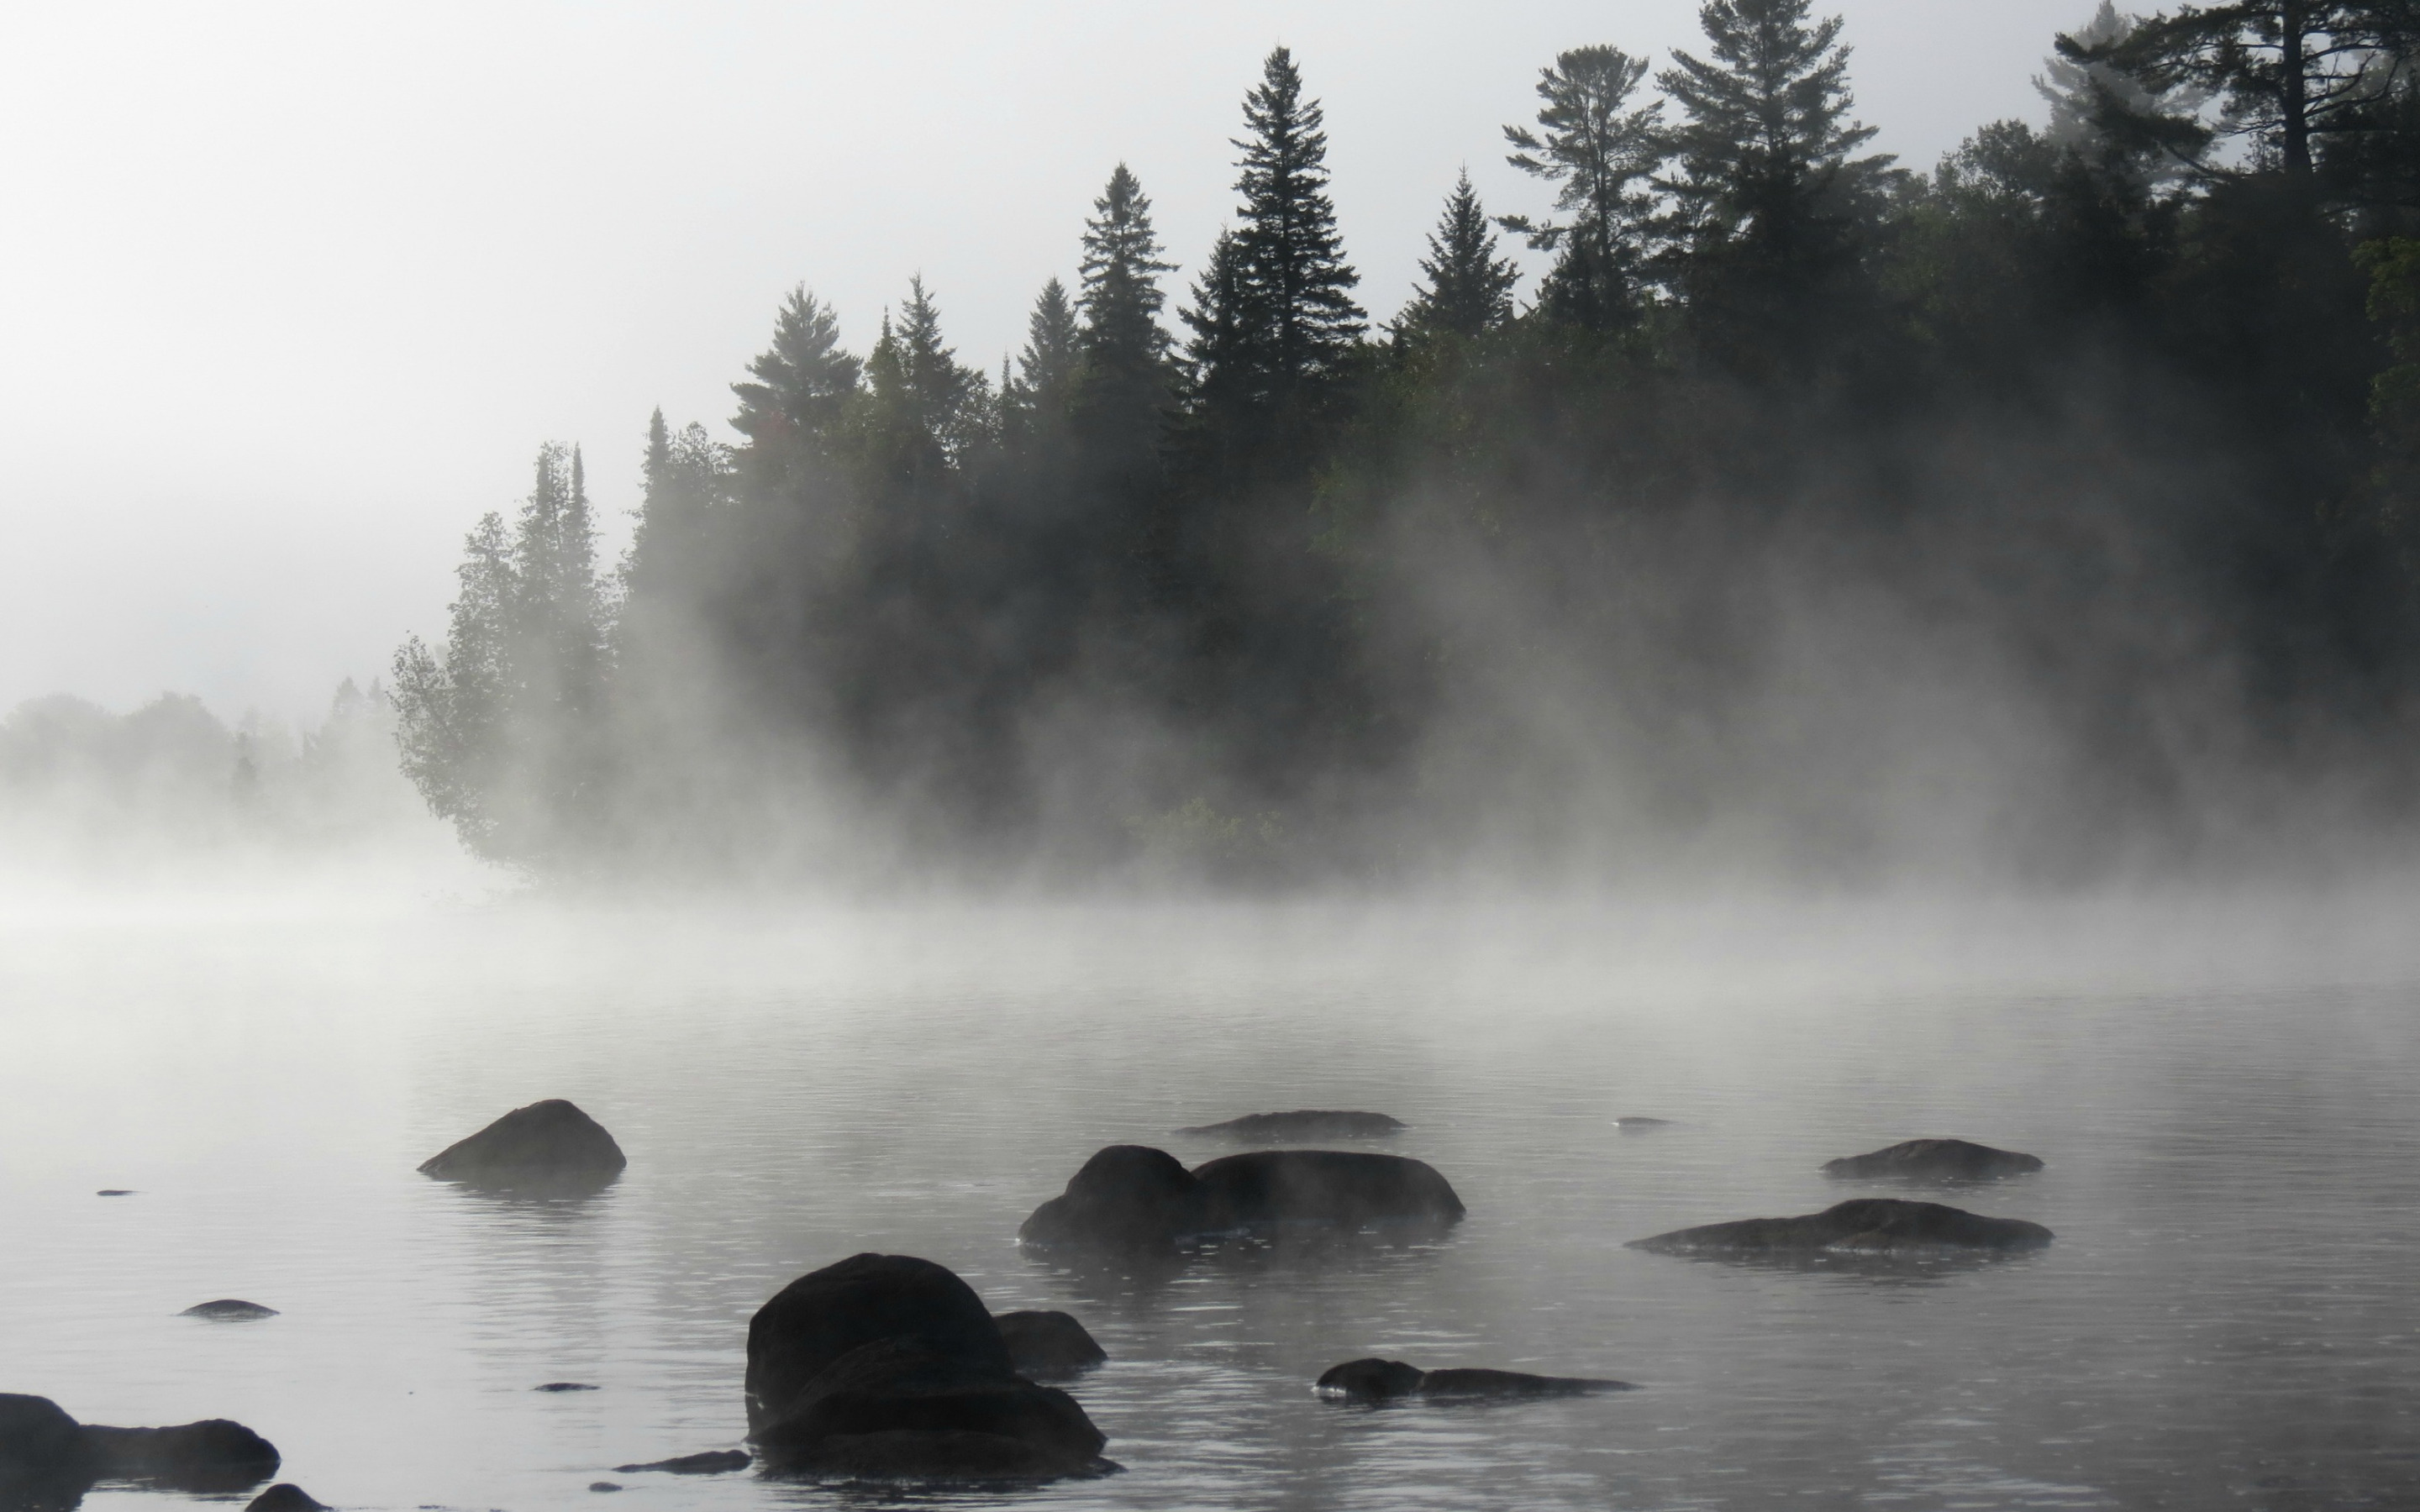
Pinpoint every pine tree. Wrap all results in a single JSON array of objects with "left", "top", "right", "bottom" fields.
[
  {"left": 866, "top": 276, "right": 986, "bottom": 475},
  {"left": 1075, "top": 163, "right": 1176, "bottom": 461},
  {"left": 1016, "top": 276, "right": 1081, "bottom": 421},
  {"left": 392, "top": 510, "right": 518, "bottom": 857},
  {"left": 1397, "top": 171, "right": 1521, "bottom": 342},
  {"left": 1501, "top": 47, "right": 1666, "bottom": 329},
  {"left": 2037, "top": 1, "right": 2205, "bottom": 187},
  {"left": 1658, "top": 0, "right": 1895, "bottom": 365},
  {"left": 730, "top": 286, "right": 862, "bottom": 455}
]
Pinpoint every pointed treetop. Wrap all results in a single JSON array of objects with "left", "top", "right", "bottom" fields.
[{"left": 1400, "top": 170, "right": 1520, "bottom": 342}]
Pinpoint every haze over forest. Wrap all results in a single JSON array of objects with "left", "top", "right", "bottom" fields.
[{"left": 14, "top": 0, "right": 2420, "bottom": 890}]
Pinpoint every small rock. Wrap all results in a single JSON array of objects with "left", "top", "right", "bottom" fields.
[
  {"left": 1823, "top": 1138, "right": 2044, "bottom": 1181},
  {"left": 181, "top": 1299, "right": 279, "bottom": 1320},
  {"left": 1628, "top": 1197, "right": 2054, "bottom": 1256},
  {"left": 1615, "top": 1117, "right": 1672, "bottom": 1131},
  {"left": 1175, "top": 1110, "right": 1405, "bottom": 1141},
  {"left": 97, "top": 1189, "right": 135, "bottom": 1196},
  {"left": 1316, "top": 1358, "right": 1633, "bottom": 1402},
  {"left": 534, "top": 1383, "right": 599, "bottom": 1393},
  {"left": 246, "top": 1484, "right": 330, "bottom": 1512},
  {"left": 418, "top": 1100, "right": 626, "bottom": 1184},
  {"left": 995, "top": 1310, "right": 1107, "bottom": 1378},
  {"left": 588, "top": 1482, "right": 621, "bottom": 1493},
  {"left": 611, "top": 1450, "right": 751, "bottom": 1474}
]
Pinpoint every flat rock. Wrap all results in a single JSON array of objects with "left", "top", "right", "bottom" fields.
[
  {"left": 1615, "top": 1117, "right": 1673, "bottom": 1131},
  {"left": 534, "top": 1383, "right": 599, "bottom": 1393},
  {"left": 246, "top": 1484, "right": 329, "bottom": 1512},
  {"left": 1020, "top": 1146, "right": 1465, "bottom": 1252},
  {"left": 182, "top": 1299, "right": 278, "bottom": 1320},
  {"left": 994, "top": 1310, "right": 1106, "bottom": 1378},
  {"left": 1823, "top": 1138, "right": 2044, "bottom": 1180},
  {"left": 746, "top": 1254, "right": 1108, "bottom": 1482},
  {"left": 611, "top": 1449, "right": 751, "bottom": 1474},
  {"left": 1628, "top": 1198, "right": 2054, "bottom": 1256},
  {"left": 418, "top": 1100, "right": 626, "bottom": 1184},
  {"left": 1175, "top": 1110, "right": 1404, "bottom": 1141},
  {"left": 1316, "top": 1358, "right": 1634, "bottom": 1403},
  {"left": 97, "top": 1189, "right": 134, "bottom": 1197}
]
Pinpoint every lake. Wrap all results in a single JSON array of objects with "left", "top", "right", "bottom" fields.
[{"left": 3, "top": 893, "right": 2417, "bottom": 1509}]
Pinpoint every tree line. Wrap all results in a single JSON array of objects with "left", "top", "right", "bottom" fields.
[{"left": 396, "top": 1, "right": 2420, "bottom": 884}]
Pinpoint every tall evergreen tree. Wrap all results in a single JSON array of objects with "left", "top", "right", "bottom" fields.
[
  {"left": 1075, "top": 163, "right": 1177, "bottom": 460},
  {"left": 865, "top": 276, "right": 989, "bottom": 479},
  {"left": 1184, "top": 45, "right": 1365, "bottom": 444},
  {"left": 1011, "top": 276, "right": 1082, "bottom": 427},
  {"left": 1398, "top": 171, "right": 1522, "bottom": 341},
  {"left": 730, "top": 286, "right": 862, "bottom": 467},
  {"left": 1501, "top": 47, "right": 1667, "bottom": 329},
  {"left": 1658, "top": 0, "right": 1895, "bottom": 365}
]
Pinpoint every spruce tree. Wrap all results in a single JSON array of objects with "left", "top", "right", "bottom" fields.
[
  {"left": 1076, "top": 163, "right": 1176, "bottom": 459},
  {"left": 1501, "top": 47, "right": 1666, "bottom": 329},
  {"left": 1016, "top": 276, "right": 1081, "bottom": 421},
  {"left": 730, "top": 286, "right": 862, "bottom": 455},
  {"left": 1398, "top": 171, "right": 1521, "bottom": 342}
]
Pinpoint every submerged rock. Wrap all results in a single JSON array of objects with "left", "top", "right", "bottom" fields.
[
  {"left": 3, "top": 1395, "right": 281, "bottom": 1498},
  {"left": 745, "top": 1254, "right": 1109, "bottom": 1482},
  {"left": 418, "top": 1100, "right": 626, "bottom": 1184},
  {"left": 587, "top": 1482, "right": 621, "bottom": 1493},
  {"left": 612, "top": 1449, "right": 751, "bottom": 1474},
  {"left": 1629, "top": 1198, "right": 2054, "bottom": 1256},
  {"left": 534, "top": 1383, "right": 599, "bottom": 1393},
  {"left": 1175, "top": 1110, "right": 1404, "bottom": 1141},
  {"left": 1020, "top": 1146, "right": 1465, "bottom": 1252},
  {"left": 96, "top": 1189, "right": 134, "bottom": 1197},
  {"left": 1615, "top": 1117, "right": 1673, "bottom": 1131},
  {"left": 1316, "top": 1358, "right": 1634, "bottom": 1403},
  {"left": 182, "top": 1299, "right": 278, "bottom": 1320},
  {"left": 245, "top": 1483, "right": 329, "bottom": 1512},
  {"left": 994, "top": 1310, "right": 1107, "bottom": 1378},
  {"left": 1823, "top": 1138, "right": 2044, "bottom": 1180}
]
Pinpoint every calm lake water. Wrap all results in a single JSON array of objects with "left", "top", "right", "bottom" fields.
[{"left": 3, "top": 895, "right": 2417, "bottom": 1510}]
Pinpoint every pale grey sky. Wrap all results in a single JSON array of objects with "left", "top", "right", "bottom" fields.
[{"left": 0, "top": 0, "right": 2095, "bottom": 722}]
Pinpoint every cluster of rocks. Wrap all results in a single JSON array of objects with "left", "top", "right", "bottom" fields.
[{"left": 1019, "top": 1143, "right": 1465, "bottom": 1252}]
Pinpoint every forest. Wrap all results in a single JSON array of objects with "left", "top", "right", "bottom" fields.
[{"left": 392, "top": 0, "right": 2420, "bottom": 886}]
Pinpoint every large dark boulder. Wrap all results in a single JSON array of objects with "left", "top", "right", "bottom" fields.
[
  {"left": 744, "top": 1254, "right": 1108, "bottom": 1482},
  {"left": 245, "top": 1485, "right": 329, "bottom": 1512},
  {"left": 994, "top": 1310, "right": 1106, "bottom": 1378},
  {"left": 1823, "top": 1138, "right": 2044, "bottom": 1180},
  {"left": 1316, "top": 1358, "right": 1634, "bottom": 1403},
  {"left": 418, "top": 1100, "right": 625, "bottom": 1184},
  {"left": 1175, "top": 1110, "right": 1404, "bottom": 1141},
  {"left": 182, "top": 1299, "right": 277, "bottom": 1320},
  {"left": 2, "top": 1395, "right": 280, "bottom": 1499},
  {"left": 1020, "top": 1146, "right": 1464, "bottom": 1252},
  {"left": 1629, "top": 1198, "right": 2054, "bottom": 1256}
]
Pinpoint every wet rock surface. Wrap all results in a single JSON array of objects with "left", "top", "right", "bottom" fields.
[
  {"left": 1175, "top": 1110, "right": 1404, "bottom": 1141},
  {"left": 744, "top": 1254, "right": 1109, "bottom": 1481},
  {"left": 1629, "top": 1198, "right": 2054, "bottom": 1256},
  {"left": 245, "top": 1483, "right": 329, "bottom": 1512},
  {"left": 181, "top": 1299, "right": 278, "bottom": 1320},
  {"left": 1615, "top": 1117, "right": 1673, "bottom": 1131},
  {"left": 1823, "top": 1138, "right": 2044, "bottom": 1180},
  {"left": 418, "top": 1099, "right": 626, "bottom": 1184},
  {"left": 2, "top": 1394, "right": 281, "bottom": 1499},
  {"left": 995, "top": 1310, "right": 1107, "bottom": 1378},
  {"left": 534, "top": 1383, "right": 599, "bottom": 1393},
  {"left": 1021, "top": 1145, "right": 1465, "bottom": 1251},
  {"left": 611, "top": 1449, "right": 751, "bottom": 1474},
  {"left": 1316, "top": 1358, "right": 1634, "bottom": 1402}
]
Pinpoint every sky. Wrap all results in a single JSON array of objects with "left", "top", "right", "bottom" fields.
[{"left": 0, "top": 0, "right": 2101, "bottom": 723}]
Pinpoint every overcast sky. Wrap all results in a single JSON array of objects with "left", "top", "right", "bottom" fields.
[{"left": 0, "top": 0, "right": 2098, "bottom": 722}]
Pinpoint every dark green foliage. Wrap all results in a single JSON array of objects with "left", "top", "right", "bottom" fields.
[
  {"left": 1400, "top": 171, "right": 1520, "bottom": 343},
  {"left": 1501, "top": 47, "right": 1665, "bottom": 329}
]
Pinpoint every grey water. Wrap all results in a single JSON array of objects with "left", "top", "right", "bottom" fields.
[{"left": 3, "top": 898, "right": 2418, "bottom": 1510}]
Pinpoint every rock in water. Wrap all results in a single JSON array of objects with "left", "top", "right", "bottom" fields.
[
  {"left": 245, "top": 1484, "right": 329, "bottom": 1512},
  {"left": 3, "top": 1395, "right": 280, "bottom": 1497},
  {"left": 534, "top": 1383, "right": 599, "bottom": 1392},
  {"left": 744, "top": 1253, "right": 1108, "bottom": 1481},
  {"left": 1316, "top": 1358, "right": 1634, "bottom": 1403},
  {"left": 96, "top": 1189, "right": 134, "bottom": 1197},
  {"left": 1019, "top": 1146, "right": 1465, "bottom": 1252},
  {"left": 994, "top": 1310, "right": 1107, "bottom": 1378},
  {"left": 418, "top": 1100, "right": 626, "bottom": 1183},
  {"left": 1615, "top": 1117, "right": 1672, "bottom": 1131},
  {"left": 1175, "top": 1110, "right": 1404, "bottom": 1141},
  {"left": 1823, "top": 1138, "right": 2044, "bottom": 1180},
  {"left": 611, "top": 1449, "right": 751, "bottom": 1474},
  {"left": 1, "top": 1393, "right": 86, "bottom": 1499},
  {"left": 1629, "top": 1198, "right": 2054, "bottom": 1256},
  {"left": 182, "top": 1299, "right": 278, "bottom": 1320}
]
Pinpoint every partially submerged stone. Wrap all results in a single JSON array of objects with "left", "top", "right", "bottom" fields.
[
  {"left": 1823, "top": 1138, "right": 2044, "bottom": 1180},
  {"left": 1316, "top": 1358, "right": 1634, "bottom": 1403},
  {"left": 2, "top": 1394, "right": 281, "bottom": 1498},
  {"left": 534, "top": 1383, "right": 599, "bottom": 1393},
  {"left": 182, "top": 1299, "right": 278, "bottom": 1320},
  {"left": 1020, "top": 1145, "right": 1465, "bottom": 1252},
  {"left": 1175, "top": 1110, "right": 1404, "bottom": 1141},
  {"left": 612, "top": 1449, "right": 751, "bottom": 1474},
  {"left": 995, "top": 1310, "right": 1107, "bottom": 1378},
  {"left": 1615, "top": 1117, "right": 1673, "bottom": 1131},
  {"left": 245, "top": 1484, "right": 329, "bottom": 1512},
  {"left": 1629, "top": 1198, "right": 2053, "bottom": 1256},
  {"left": 745, "top": 1254, "right": 1110, "bottom": 1482},
  {"left": 418, "top": 1100, "right": 626, "bottom": 1184}
]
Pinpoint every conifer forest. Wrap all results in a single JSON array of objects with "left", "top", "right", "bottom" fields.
[{"left": 392, "top": 2, "right": 2420, "bottom": 885}]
